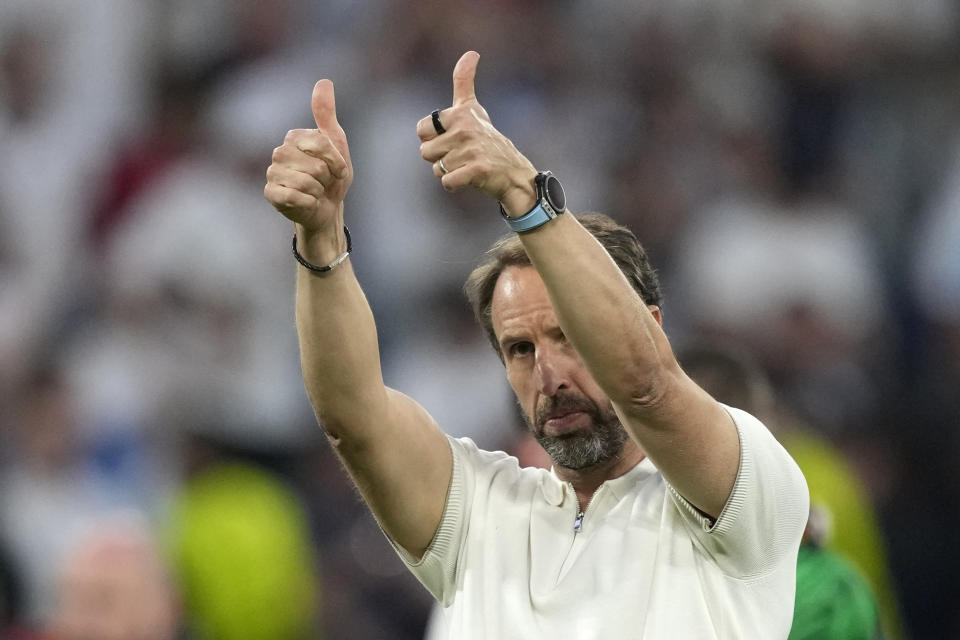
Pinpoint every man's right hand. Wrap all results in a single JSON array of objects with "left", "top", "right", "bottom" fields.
[
  {"left": 269, "top": 79, "right": 452, "bottom": 563},
  {"left": 264, "top": 80, "right": 352, "bottom": 236}
]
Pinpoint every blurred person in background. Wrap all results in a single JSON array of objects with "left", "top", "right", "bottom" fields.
[
  {"left": 677, "top": 344, "right": 897, "bottom": 639},
  {"left": 48, "top": 520, "right": 182, "bottom": 640},
  {"left": 672, "top": 103, "right": 888, "bottom": 441},
  {"left": 264, "top": 51, "right": 808, "bottom": 637},
  {"left": 0, "top": 0, "right": 153, "bottom": 397},
  {"left": 168, "top": 428, "right": 321, "bottom": 640},
  {"left": 0, "top": 364, "right": 148, "bottom": 633}
]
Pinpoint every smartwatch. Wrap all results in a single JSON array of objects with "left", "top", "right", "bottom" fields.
[{"left": 500, "top": 171, "right": 566, "bottom": 233}]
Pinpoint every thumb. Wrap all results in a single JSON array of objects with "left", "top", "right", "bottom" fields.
[
  {"left": 311, "top": 79, "right": 339, "bottom": 131},
  {"left": 452, "top": 51, "right": 480, "bottom": 106}
]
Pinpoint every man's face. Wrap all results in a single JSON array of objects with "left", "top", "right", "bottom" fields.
[{"left": 491, "top": 266, "right": 627, "bottom": 470}]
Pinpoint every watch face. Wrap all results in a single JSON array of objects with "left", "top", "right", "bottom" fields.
[{"left": 545, "top": 174, "right": 566, "bottom": 211}]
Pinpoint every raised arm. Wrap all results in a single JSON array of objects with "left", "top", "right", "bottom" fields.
[
  {"left": 418, "top": 52, "right": 738, "bottom": 518},
  {"left": 265, "top": 80, "right": 451, "bottom": 556}
]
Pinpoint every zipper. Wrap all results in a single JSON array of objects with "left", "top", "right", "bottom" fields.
[
  {"left": 559, "top": 487, "right": 599, "bottom": 583},
  {"left": 570, "top": 483, "right": 605, "bottom": 533},
  {"left": 573, "top": 509, "right": 585, "bottom": 532}
]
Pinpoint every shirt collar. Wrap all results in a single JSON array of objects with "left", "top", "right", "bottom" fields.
[{"left": 539, "top": 457, "right": 659, "bottom": 506}]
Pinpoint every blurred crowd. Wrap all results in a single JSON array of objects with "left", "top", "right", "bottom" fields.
[{"left": 1, "top": 0, "right": 959, "bottom": 638}]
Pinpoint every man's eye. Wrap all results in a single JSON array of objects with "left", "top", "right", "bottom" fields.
[{"left": 509, "top": 342, "right": 534, "bottom": 357}]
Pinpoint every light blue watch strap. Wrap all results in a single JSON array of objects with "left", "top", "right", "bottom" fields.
[{"left": 501, "top": 201, "right": 561, "bottom": 233}]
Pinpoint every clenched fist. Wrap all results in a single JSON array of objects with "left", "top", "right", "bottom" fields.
[{"left": 264, "top": 80, "right": 353, "bottom": 235}]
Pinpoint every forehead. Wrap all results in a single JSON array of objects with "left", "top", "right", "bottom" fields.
[{"left": 490, "top": 266, "right": 555, "bottom": 337}]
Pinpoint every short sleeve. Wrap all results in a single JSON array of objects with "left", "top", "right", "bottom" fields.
[
  {"left": 668, "top": 405, "right": 809, "bottom": 579},
  {"left": 382, "top": 436, "right": 486, "bottom": 605}
]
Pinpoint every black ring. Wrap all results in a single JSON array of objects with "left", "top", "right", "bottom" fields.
[{"left": 431, "top": 109, "right": 446, "bottom": 135}]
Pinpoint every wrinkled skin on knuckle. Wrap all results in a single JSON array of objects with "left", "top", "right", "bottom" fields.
[
  {"left": 279, "top": 191, "right": 296, "bottom": 208},
  {"left": 310, "top": 158, "right": 329, "bottom": 179},
  {"left": 470, "top": 173, "right": 488, "bottom": 192},
  {"left": 442, "top": 173, "right": 463, "bottom": 192},
  {"left": 286, "top": 170, "right": 306, "bottom": 191},
  {"left": 451, "top": 127, "right": 472, "bottom": 146},
  {"left": 469, "top": 158, "right": 494, "bottom": 188},
  {"left": 288, "top": 191, "right": 313, "bottom": 210}
]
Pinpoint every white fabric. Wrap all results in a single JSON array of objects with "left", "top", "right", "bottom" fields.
[{"left": 394, "top": 405, "right": 808, "bottom": 640}]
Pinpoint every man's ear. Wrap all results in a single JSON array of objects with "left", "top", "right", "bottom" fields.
[{"left": 648, "top": 305, "right": 663, "bottom": 327}]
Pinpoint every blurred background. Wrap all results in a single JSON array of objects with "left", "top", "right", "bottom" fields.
[{"left": 0, "top": 0, "right": 958, "bottom": 638}]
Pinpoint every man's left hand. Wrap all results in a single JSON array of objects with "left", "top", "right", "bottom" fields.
[{"left": 417, "top": 51, "right": 539, "bottom": 217}]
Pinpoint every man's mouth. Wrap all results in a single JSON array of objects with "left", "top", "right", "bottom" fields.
[{"left": 542, "top": 410, "right": 589, "bottom": 436}]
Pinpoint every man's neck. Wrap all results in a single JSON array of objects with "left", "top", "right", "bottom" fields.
[{"left": 554, "top": 440, "right": 645, "bottom": 511}]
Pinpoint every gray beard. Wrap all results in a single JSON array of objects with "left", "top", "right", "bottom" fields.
[{"left": 524, "top": 391, "right": 628, "bottom": 471}]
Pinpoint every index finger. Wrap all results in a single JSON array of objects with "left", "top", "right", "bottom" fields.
[
  {"left": 286, "top": 130, "right": 348, "bottom": 178},
  {"left": 417, "top": 113, "right": 440, "bottom": 142},
  {"left": 452, "top": 51, "right": 480, "bottom": 106}
]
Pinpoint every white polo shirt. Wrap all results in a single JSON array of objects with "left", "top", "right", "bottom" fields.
[{"left": 391, "top": 405, "right": 808, "bottom": 639}]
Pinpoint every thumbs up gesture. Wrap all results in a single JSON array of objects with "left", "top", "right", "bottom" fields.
[
  {"left": 264, "top": 79, "right": 353, "bottom": 234},
  {"left": 417, "top": 51, "right": 539, "bottom": 217}
]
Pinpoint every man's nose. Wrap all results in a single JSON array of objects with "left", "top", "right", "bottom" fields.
[{"left": 535, "top": 348, "right": 571, "bottom": 396}]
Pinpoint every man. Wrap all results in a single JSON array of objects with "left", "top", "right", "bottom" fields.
[{"left": 264, "top": 51, "right": 808, "bottom": 638}]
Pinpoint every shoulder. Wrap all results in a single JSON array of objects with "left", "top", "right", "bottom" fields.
[
  {"left": 725, "top": 405, "right": 808, "bottom": 491},
  {"left": 719, "top": 404, "right": 809, "bottom": 521},
  {"left": 449, "top": 436, "right": 531, "bottom": 472},
  {"left": 448, "top": 435, "right": 552, "bottom": 493},
  {"left": 668, "top": 405, "right": 809, "bottom": 578}
]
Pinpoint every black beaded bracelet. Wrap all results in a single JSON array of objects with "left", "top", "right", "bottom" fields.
[{"left": 292, "top": 226, "right": 352, "bottom": 272}]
